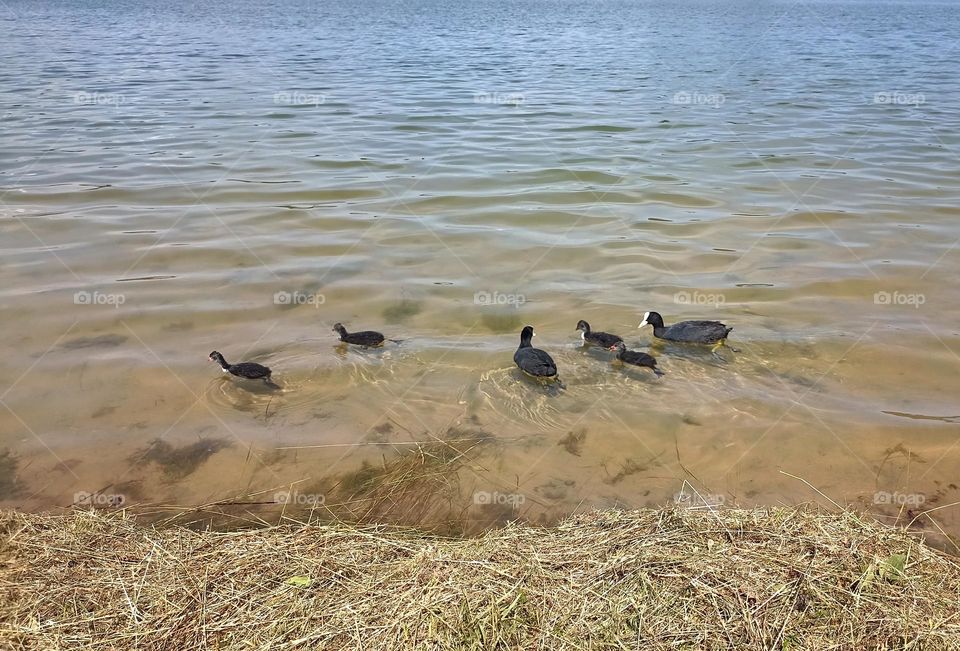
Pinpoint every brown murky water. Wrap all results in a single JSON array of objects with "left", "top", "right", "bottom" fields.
[{"left": 2, "top": 0, "right": 959, "bottom": 547}]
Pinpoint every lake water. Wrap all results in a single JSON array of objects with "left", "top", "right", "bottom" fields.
[{"left": 2, "top": 0, "right": 959, "bottom": 547}]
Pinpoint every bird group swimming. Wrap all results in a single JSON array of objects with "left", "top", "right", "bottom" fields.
[{"left": 210, "top": 310, "right": 733, "bottom": 390}]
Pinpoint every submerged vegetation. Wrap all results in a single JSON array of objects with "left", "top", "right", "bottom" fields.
[
  {"left": 308, "top": 426, "right": 497, "bottom": 533},
  {"left": 2, "top": 506, "right": 958, "bottom": 650},
  {"left": 0, "top": 449, "right": 21, "bottom": 499},
  {"left": 134, "top": 438, "right": 233, "bottom": 480}
]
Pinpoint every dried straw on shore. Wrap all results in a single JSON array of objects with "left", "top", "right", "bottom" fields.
[{"left": 2, "top": 507, "right": 959, "bottom": 650}]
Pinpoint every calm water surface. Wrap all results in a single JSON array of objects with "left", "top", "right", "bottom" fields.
[{"left": 2, "top": 0, "right": 960, "bottom": 545}]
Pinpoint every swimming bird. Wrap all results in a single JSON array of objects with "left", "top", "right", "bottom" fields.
[
  {"left": 514, "top": 325, "right": 560, "bottom": 382},
  {"left": 575, "top": 320, "right": 623, "bottom": 348},
  {"left": 609, "top": 342, "right": 663, "bottom": 377},
  {"left": 333, "top": 322, "right": 385, "bottom": 347},
  {"left": 638, "top": 311, "right": 732, "bottom": 348},
  {"left": 209, "top": 351, "right": 273, "bottom": 381}
]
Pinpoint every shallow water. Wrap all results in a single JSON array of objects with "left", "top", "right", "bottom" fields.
[{"left": 2, "top": 0, "right": 959, "bottom": 546}]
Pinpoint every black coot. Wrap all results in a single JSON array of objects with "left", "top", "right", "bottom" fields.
[
  {"left": 333, "top": 322, "right": 385, "bottom": 346},
  {"left": 209, "top": 351, "right": 273, "bottom": 381},
  {"left": 638, "top": 311, "right": 732, "bottom": 345},
  {"left": 575, "top": 320, "right": 623, "bottom": 348},
  {"left": 609, "top": 342, "right": 663, "bottom": 377},
  {"left": 513, "top": 325, "right": 559, "bottom": 381}
]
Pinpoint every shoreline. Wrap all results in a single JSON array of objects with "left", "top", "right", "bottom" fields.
[{"left": 3, "top": 507, "right": 959, "bottom": 650}]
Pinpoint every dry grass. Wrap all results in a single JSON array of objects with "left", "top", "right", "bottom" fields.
[{"left": 1, "top": 507, "right": 959, "bottom": 650}]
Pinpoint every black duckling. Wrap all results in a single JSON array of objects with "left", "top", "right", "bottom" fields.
[
  {"left": 638, "top": 311, "right": 732, "bottom": 348},
  {"left": 209, "top": 351, "right": 273, "bottom": 381},
  {"left": 575, "top": 320, "right": 623, "bottom": 348},
  {"left": 514, "top": 325, "right": 560, "bottom": 382},
  {"left": 333, "top": 322, "right": 385, "bottom": 347},
  {"left": 609, "top": 342, "right": 663, "bottom": 377}
]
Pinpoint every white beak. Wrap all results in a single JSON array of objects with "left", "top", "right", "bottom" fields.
[{"left": 638, "top": 320, "right": 647, "bottom": 328}]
